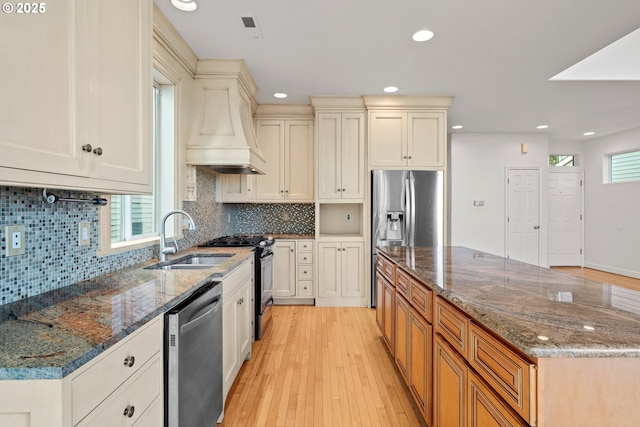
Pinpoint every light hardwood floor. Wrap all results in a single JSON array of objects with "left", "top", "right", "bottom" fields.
[
  {"left": 220, "top": 306, "right": 425, "bottom": 427},
  {"left": 551, "top": 266, "right": 640, "bottom": 292}
]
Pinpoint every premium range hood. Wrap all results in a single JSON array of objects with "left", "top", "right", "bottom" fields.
[{"left": 186, "top": 60, "right": 266, "bottom": 175}]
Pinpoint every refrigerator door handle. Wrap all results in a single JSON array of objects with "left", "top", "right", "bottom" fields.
[
  {"left": 409, "top": 174, "right": 416, "bottom": 246},
  {"left": 404, "top": 177, "right": 410, "bottom": 245}
]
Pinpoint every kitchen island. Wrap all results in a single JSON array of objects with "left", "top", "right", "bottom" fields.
[{"left": 377, "top": 245, "right": 640, "bottom": 427}]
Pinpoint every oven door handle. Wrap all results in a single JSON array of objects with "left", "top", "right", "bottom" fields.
[{"left": 261, "top": 297, "right": 274, "bottom": 316}]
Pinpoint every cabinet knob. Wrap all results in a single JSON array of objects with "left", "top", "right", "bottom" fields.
[
  {"left": 123, "top": 405, "right": 135, "bottom": 418},
  {"left": 291, "top": 249, "right": 294, "bottom": 252},
  {"left": 304, "top": 286, "right": 308, "bottom": 290},
  {"left": 408, "top": 156, "right": 412, "bottom": 159},
  {"left": 285, "top": 190, "right": 289, "bottom": 193},
  {"left": 123, "top": 356, "right": 135, "bottom": 367},
  {"left": 337, "top": 189, "right": 341, "bottom": 192},
  {"left": 93, "top": 147, "right": 103, "bottom": 156},
  {"left": 81, "top": 144, "right": 92, "bottom": 153},
  {"left": 280, "top": 190, "right": 284, "bottom": 193},
  {"left": 403, "top": 155, "right": 407, "bottom": 159},
  {"left": 303, "top": 257, "right": 307, "bottom": 261},
  {"left": 303, "top": 270, "right": 307, "bottom": 274},
  {"left": 342, "top": 188, "right": 346, "bottom": 192},
  {"left": 238, "top": 297, "right": 244, "bottom": 305}
]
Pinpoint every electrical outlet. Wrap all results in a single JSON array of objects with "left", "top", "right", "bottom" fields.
[
  {"left": 79, "top": 221, "right": 90, "bottom": 246},
  {"left": 5, "top": 225, "right": 25, "bottom": 256}
]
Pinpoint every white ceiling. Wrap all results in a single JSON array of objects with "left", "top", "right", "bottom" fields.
[{"left": 154, "top": 0, "right": 640, "bottom": 142}]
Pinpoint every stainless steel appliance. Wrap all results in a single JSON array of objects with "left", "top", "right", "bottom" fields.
[
  {"left": 200, "top": 235, "right": 275, "bottom": 339},
  {"left": 165, "top": 279, "right": 223, "bottom": 427},
  {"left": 371, "top": 170, "right": 444, "bottom": 306}
]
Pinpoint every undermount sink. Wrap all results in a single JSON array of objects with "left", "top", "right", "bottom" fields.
[{"left": 145, "top": 253, "right": 235, "bottom": 270}]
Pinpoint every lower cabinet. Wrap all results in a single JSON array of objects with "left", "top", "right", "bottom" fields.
[
  {"left": 273, "top": 239, "right": 314, "bottom": 302},
  {"left": 468, "top": 371, "right": 528, "bottom": 427},
  {"left": 0, "top": 315, "right": 164, "bottom": 427},
  {"left": 434, "top": 335, "right": 467, "bottom": 427},
  {"left": 317, "top": 240, "right": 365, "bottom": 306},
  {"left": 222, "top": 258, "right": 254, "bottom": 401},
  {"left": 382, "top": 275, "right": 395, "bottom": 353},
  {"left": 409, "top": 307, "right": 432, "bottom": 422}
]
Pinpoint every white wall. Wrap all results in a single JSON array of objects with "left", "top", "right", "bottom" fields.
[
  {"left": 583, "top": 127, "right": 640, "bottom": 278},
  {"left": 449, "top": 133, "right": 549, "bottom": 264}
]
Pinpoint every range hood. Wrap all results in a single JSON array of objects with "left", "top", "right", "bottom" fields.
[{"left": 186, "top": 60, "right": 266, "bottom": 175}]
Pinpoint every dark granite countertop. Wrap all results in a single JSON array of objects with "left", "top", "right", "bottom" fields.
[
  {"left": 378, "top": 246, "right": 640, "bottom": 359},
  {"left": 265, "top": 233, "right": 315, "bottom": 240},
  {"left": 0, "top": 247, "right": 254, "bottom": 380}
]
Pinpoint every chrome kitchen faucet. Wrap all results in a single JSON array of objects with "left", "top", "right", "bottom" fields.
[{"left": 159, "top": 209, "right": 196, "bottom": 262}]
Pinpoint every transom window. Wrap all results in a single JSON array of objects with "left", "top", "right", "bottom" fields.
[{"left": 549, "top": 155, "right": 575, "bottom": 167}]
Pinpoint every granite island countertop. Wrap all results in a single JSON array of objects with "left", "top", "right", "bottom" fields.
[
  {"left": 0, "top": 247, "right": 254, "bottom": 380},
  {"left": 378, "top": 246, "right": 640, "bottom": 359}
]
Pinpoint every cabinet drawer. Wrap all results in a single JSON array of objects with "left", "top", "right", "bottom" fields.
[
  {"left": 435, "top": 297, "right": 469, "bottom": 357},
  {"left": 297, "top": 240, "right": 314, "bottom": 251},
  {"left": 298, "top": 280, "right": 313, "bottom": 296},
  {"left": 297, "top": 251, "right": 313, "bottom": 264},
  {"left": 297, "top": 265, "right": 313, "bottom": 280},
  {"left": 410, "top": 281, "right": 432, "bottom": 323},
  {"left": 396, "top": 268, "right": 410, "bottom": 298},
  {"left": 71, "top": 317, "right": 162, "bottom": 424},
  {"left": 76, "top": 357, "right": 162, "bottom": 427},
  {"left": 469, "top": 324, "right": 536, "bottom": 426},
  {"left": 377, "top": 255, "right": 395, "bottom": 283},
  {"left": 468, "top": 370, "right": 528, "bottom": 427}
]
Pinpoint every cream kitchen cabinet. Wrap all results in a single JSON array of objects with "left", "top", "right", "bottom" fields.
[
  {"left": 316, "top": 240, "right": 366, "bottom": 306},
  {"left": 369, "top": 111, "right": 446, "bottom": 168},
  {"left": 273, "top": 240, "right": 314, "bottom": 301},
  {"left": 222, "top": 258, "right": 254, "bottom": 402},
  {"left": 218, "top": 175, "right": 256, "bottom": 202},
  {"left": 0, "top": 0, "right": 153, "bottom": 194},
  {"left": 316, "top": 112, "right": 365, "bottom": 200},
  {"left": 0, "top": 315, "right": 163, "bottom": 427},
  {"left": 254, "top": 119, "right": 314, "bottom": 202}
]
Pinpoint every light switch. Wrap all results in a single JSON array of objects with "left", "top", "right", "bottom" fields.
[
  {"left": 79, "top": 221, "right": 91, "bottom": 246},
  {"left": 5, "top": 225, "right": 25, "bottom": 256}
]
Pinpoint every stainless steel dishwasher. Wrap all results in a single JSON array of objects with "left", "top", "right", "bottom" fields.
[{"left": 165, "top": 279, "right": 223, "bottom": 427}]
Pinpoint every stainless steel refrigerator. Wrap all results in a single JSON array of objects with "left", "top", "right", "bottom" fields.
[{"left": 371, "top": 170, "right": 444, "bottom": 306}]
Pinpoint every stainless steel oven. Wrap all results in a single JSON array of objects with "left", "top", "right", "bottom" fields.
[{"left": 257, "top": 246, "right": 274, "bottom": 339}]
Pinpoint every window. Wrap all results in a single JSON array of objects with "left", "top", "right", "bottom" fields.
[
  {"left": 100, "top": 79, "right": 176, "bottom": 253},
  {"left": 610, "top": 150, "right": 640, "bottom": 183},
  {"left": 549, "top": 155, "right": 575, "bottom": 167}
]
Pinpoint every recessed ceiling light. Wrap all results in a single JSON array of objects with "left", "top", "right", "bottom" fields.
[
  {"left": 451, "top": 125, "right": 463, "bottom": 130},
  {"left": 536, "top": 125, "right": 549, "bottom": 129},
  {"left": 583, "top": 131, "right": 595, "bottom": 136},
  {"left": 384, "top": 86, "right": 398, "bottom": 93},
  {"left": 583, "top": 325, "right": 595, "bottom": 331},
  {"left": 537, "top": 335, "right": 550, "bottom": 341},
  {"left": 413, "top": 30, "right": 434, "bottom": 42},
  {"left": 273, "top": 93, "right": 287, "bottom": 99},
  {"left": 171, "top": 0, "right": 197, "bottom": 12}
]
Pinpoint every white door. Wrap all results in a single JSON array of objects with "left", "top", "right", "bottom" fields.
[
  {"left": 507, "top": 169, "right": 540, "bottom": 265},
  {"left": 548, "top": 171, "right": 583, "bottom": 266}
]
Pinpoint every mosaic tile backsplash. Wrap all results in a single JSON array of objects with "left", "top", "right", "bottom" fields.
[
  {"left": 224, "top": 203, "right": 315, "bottom": 235},
  {"left": 0, "top": 169, "right": 224, "bottom": 306}
]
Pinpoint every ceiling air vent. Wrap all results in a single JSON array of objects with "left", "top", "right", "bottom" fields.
[{"left": 240, "top": 14, "right": 263, "bottom": 38}]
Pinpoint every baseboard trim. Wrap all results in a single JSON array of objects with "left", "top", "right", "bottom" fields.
[{"left": 584, "top": 262, "right": 640, "bottom": 280}]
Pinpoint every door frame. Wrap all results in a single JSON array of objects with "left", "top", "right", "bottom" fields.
[
  {"left": 547, "top": 168, "right": 585, "bottom": 267},
  {"left": 504, "top": 167, "right": 543, "bottom": 265}
]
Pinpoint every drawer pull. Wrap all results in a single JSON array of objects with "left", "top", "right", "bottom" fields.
[
  {"left": 123, "top": 356, "right": 135, "bottom": 368},
  {"left": 123, "top": 405, "right": 135, "bottom": 418}
]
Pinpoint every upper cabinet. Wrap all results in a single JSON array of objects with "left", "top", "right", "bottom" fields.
[
  {"left": 0, "top": 0, "right": 153, "bottom": 194},
  {"left": 365, "top": 96, "right": 453, "bottom": 170},
  {"left": 254, "top": 106, "right": 315, "bottom": 203},
  {"left": 316, "top": 113, "right": 365, "bottom": 200},
  {"left": 312, "top": 97, "right": 366, "bottom": 201}
]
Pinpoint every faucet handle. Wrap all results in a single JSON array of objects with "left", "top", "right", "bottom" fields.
[{"left": 161, "top": 238, "right": 179, "bottom": 256}]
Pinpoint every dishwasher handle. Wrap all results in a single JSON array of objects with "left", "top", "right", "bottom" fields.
[{"left": 180, "top": 296, "right": 220, "bottom": 335}]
